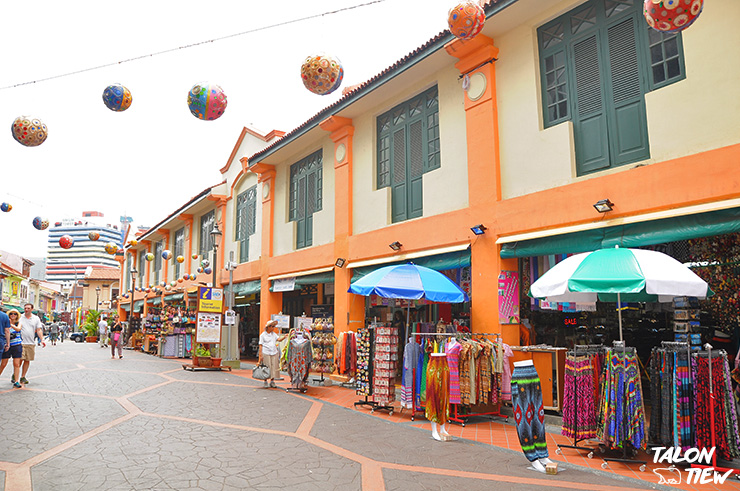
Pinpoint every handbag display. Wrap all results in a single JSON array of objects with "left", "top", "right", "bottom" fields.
[{"left": 252, "top": 363, "right": 270, "bottom": 380}]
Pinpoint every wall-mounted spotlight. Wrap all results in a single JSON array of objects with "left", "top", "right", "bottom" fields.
[
  {"left": 335, "top": 258, "right": 346, "bottom": 268},
  {"left": 470, "top": 224, "right": 487, "bottom": 235},
  {"left": 593, "top": 199, "right": 614, "bottom": 213},
  {"left": 389, "top": 241, "right": 402, "bottom": 251}
]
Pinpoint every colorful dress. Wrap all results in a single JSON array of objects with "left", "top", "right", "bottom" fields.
[
  {"left": 287, "top": 337, "right": 312, "bottom": 389},
  {"left": 401, "top": 340, "right": 420, "bottom": 409},
  {"left": 425, "top": 354, "right": 450, "bottom": 424},
  {"left": 446, "top": 340, "right": 462, "bottom": 405}
]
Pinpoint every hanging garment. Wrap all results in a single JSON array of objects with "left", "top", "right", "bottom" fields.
[
  {"left": 425, "top": 354, "right": 450, "bottom": 424},
  {"left": 287, "top": 337, "right": 312, "bottom": 389},
  {"left": 459, "top": 342, "right": 472, "bottom": 405},
  {"left": 446, "top": 339, "right": 462, "bottom": 405},
  {"left": 401, "top": 339, "right": 421, "bottom": 409},
  {"left": 501, "top": 344, "right": 514, "bottom": 401},
  {"left": 511, "top": 361, "right": 549, "bottom": 462},
  {"left": 694, "top": 354, "right": 740, "bottom": 461},
  {"left": 562, "top": 354, "right": 597, "bottom": 440}
]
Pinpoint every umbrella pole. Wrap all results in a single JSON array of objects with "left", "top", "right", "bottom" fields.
[
  {"left": 617, "top": 292, "right": 623, "bottom": 342},
  {"left": 405, "top": 305, "right": 410, "bottom": 342}
]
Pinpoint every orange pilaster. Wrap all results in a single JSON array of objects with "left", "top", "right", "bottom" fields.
[{"left": 179, "top": 214, "right": 194, "bottom": 275}]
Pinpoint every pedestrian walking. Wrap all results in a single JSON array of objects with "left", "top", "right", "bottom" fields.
[
  {"left": 258, "top": 319, "right": 287, "bottom": 388},
  {"left": 98, "top": 317, "right": 108, "bottom": 348},
  {"left": 110, "top": 315, "right": 123, "bottom": 359},
  {"left": 1, "top": 309, "right": 24, "bottom": 388},
  {"left": 49, "top": 321, "right": 59, "bottom": 346},
  {"left": 0, "top": 305, "right": 10, "bottom": 380},
  {"left": 19, "top": 303, "right": 45, "bottom": 385}
]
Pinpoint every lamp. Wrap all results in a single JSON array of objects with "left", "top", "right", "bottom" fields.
[
  {"left": 389, "top": 241, "right": 402, "bottom": 251},
  {"left": 210, "top": 222, "right": 222, "bottom": 288},
  {"left": 470, "top": 224, "right": 487, "bottom": 235},
  {"left": 335, "top": 258, "right": 346, "bottom": 268},
  {"left": 95, "top": 286, "right": 101, "bottom": 311},
  {"left": 593, "top": 199, "right": 614, "bottom": 213}
]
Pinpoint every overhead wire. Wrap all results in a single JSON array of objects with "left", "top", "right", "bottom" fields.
[{"left": 0, "top": 0, "right": 388, "bottom": 91}]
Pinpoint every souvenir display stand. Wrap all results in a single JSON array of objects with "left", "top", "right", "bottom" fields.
[
  {"left": 310, "top": 317, "right": 336, "bottom": 386},
  {"left": 372, "top": 324, "right": 398, "bottom": 414},
  {"left": 353, "top": 325, "right": 376, "bottom": 410}
]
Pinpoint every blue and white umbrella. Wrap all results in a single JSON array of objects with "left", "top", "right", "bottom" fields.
[{"left": 349, "top": 263, "right": 468, "bottom": 303}]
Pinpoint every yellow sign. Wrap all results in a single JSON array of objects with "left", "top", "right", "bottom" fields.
[{"left": 198, "top": 287, "right": 223, "bottom": 313}]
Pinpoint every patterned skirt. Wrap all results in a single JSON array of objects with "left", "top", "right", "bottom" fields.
[
  {"left": 512, "top": 363, "right": 548, "bottom": 462},
  {"left": 562, "top": 355, "right": 597, "bottom": 440}
]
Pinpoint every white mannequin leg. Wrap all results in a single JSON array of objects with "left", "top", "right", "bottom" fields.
[
  {"left": 531, "top": 460, "right": 546, "bottom": 473},
  {"left": 431, "top": 422, "right": 443, "bottom": 441}
]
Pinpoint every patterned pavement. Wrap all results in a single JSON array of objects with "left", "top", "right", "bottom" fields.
[{"left": 0, "top": 342, "right": 712, "bottom": 490}]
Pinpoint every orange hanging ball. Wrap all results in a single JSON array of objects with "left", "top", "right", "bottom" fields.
[
  {"left": 644, "top": 0, "right": 703, "bottom": 32},
  {"left": 300, "top": 54, "right": 344, "bottom": 95},
  {"left": 448, "top": 1, "right": 486, "bottom": 40}
]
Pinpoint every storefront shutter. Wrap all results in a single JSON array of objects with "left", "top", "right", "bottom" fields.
[
  {"left": 408, "top": 119, "right": 424, "bottom": 219},
  {"left": 296, "top": 175, "right": 307, "bottom": 249},
  {"left": 391, "top": 127, "right": 407, "bottom": 222}
]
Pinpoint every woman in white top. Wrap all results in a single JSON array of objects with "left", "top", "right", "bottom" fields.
[{"left": 258, "top": 320, "right": 287, "bottom": 388}]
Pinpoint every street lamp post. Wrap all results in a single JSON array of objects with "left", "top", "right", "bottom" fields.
[
  {"left": 210, "top": 222, "right": 223, "bottom": 357},
  {"left": 95, "top": 286, "right": 101, "bottom": 312},
  {"left": 128, "top": 267, "right": 137, "bottom": 343}
]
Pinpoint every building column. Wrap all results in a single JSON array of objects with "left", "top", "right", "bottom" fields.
[
  {"left": 161, "top": 230, "right": 171, "bottom": 284},
  {"left": 179, "top": 214, "right": 194, "bottom": 275},
  {"left": 319, "top": 115, "right": 365, "bottom": 336},
  {"left": 446, "top": 35, "right": 520, "bottom": 344}
]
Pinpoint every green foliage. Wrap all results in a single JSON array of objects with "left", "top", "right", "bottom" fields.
[
  {"left": 82, "top": 310, "right": 101, "bottom": 337},
  {"left": 194, "top": 344, "right": 211, "bottom": 357}
]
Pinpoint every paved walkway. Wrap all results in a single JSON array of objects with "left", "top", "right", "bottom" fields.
[{"left": 0, "top": 343, "right": 731, "bottom": 490}]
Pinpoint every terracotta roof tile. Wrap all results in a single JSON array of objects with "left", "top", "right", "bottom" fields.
[{"left": 85, "top": 268, "right": 121, "bottom": 281}]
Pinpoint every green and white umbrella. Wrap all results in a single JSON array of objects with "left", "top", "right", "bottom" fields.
[{"left": 529, "top": 246, "right": 711, "bottom": 340}]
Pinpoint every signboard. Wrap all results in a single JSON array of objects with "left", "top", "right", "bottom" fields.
[
  {"left": 498, "top": 271, "right": 520, "bottom": 324},
  {"left": 224, "top": 309, "right": 236, "bottom": 325},
  {"left": 294, "top": 316, "right": 313, "bottom": 331},
  {"left": 196, "top": 312, "right": 221, "bottom": 344},
  {"left": 270, "top": 314, "right": 290, "bottom": 330},
  {"left": 198, "top": 287, "right": 223, "bottom": 313},
  {"left": 273, "top": 277, "right": 296, "bottom": 292},
  {"left": 310, "top": 304, "right": 333, "bottom": 319}
]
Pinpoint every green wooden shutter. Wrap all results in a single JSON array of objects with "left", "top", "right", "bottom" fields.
[
  {"left": 408, "top": 119, "right": 424, "bottom": 219},
  {"left": 296, "top": 175, "right": 307, "bottom": 249},
  {"left": 605, "top": 16, "right": 650, "bottom": 165},
  {"left": 306, "top": 172, "right": 316, "bottom": 248},
  {"left": 572, "top": 33, "right": 610, "bottom": 174},
  {"left": 391, "top": 127, "right": 407, "bottom": 223}
]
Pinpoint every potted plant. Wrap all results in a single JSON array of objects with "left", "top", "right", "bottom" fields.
[
  {"left": 82, "top": 310, "right": 101, "bottom": 343},
  {"left": 193, "top": 344, "right": 212, "bottom": 367}
]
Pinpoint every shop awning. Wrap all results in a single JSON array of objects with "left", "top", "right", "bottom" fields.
[
  {"left": 164, "top": 293, "right": 184, "bottom": 302},
  {"left": 500, "top": 207, "right": 740, "bottom": 258},
  {"left": 133, "top": 300, "right": 144, "bottom": 313},
  {"left": 121, "top": 304, "right": 130, "bottom": 312},
  {"left": 351, "top": 248, "right": 471, "bottom": 282},
  {"left": 153, "top": 297, "right": 162, "bottom": 306},
  {"left": 269, "top": 271, "right": 335, "bottom": 292},
  {"left": 232, "top": 280, "right": 261, "bottom": 296}
]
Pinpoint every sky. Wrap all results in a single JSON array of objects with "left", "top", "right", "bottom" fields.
[{"left": 0, "top": 0, "right": 462, "bottom": 259}]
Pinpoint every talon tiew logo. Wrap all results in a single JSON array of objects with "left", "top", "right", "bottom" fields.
[{"left": 651, "top": 447, "right": 734, "bottom": 485}]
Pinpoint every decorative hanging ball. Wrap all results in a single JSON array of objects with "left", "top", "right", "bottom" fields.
[
  {"left": 189, "top": 274, "right": 197, "bottom": 280},
  {"left": 192, "top": 254, "right": 199, "bottom": 260},
  {"left": 165, "top": 284, "right": 171, "bottom": 291},
  {"left": 1, "top": 203, "right": 11, "bottom": 212},
  {"left": 145, "top": 252, "right": 154, "bottom": 261},
  {"left": 102, "top": 83, "right": 133, "bottom": 112},
  {"left": 204, "top": 267, "right": 212, "bottom": 275},
  {"left": 162, "top": 249, "right": 173, "bottom": 260},
  {"left": 301, "top": 54, "right": 344, "bottom": 95},
  {"left": 88, "top": 231, "right": 100, "bottom": 241},
  {"left": 187, "top": 82, "right": 227, "bottom": 121},
  {"left": 32, "top": 217, "right": 49, "bottom": 230},
  {"left": 104, "top": 242, "right": 118, "bottom": 255},
  {"left": 196, "top": 267, "right": 203, "bottom": 274},
  {"left": 177, "top": 278, "right": 184, "bottom": 283},
  {"left": 11, "top": 116, "right": 48, "bottom": 147},
  {"left": 643, "top": 0, "right": 703, "bottom": 32},
  {"left": 448, "top": 1, "right": 486, "bottom": 40},
  {"left": 170, "top": 280, "right": 177, "bottom": 287},
  {"left": 124, "top": 293, "right": 129, "bottom": 299},
  {"left": 176, "top": 255, "right": 185, "bottom": 264},
  {"left": 129, "top": 239, "right": 138, "bottom": 246},
  {"left": 145, "top": 287, "right": 151, "bottom": 293},
  {"left": 201, "top": 259, "right": 210, "bottom": 268},
  {"left": 59, "top": 235, "right": 74, "bottom": 249}
]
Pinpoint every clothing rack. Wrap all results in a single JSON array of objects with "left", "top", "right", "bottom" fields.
[
  {"left": 690, "top": 344, "right": 740, "bottom": 479},
  {"left": 557, "top": 344, "right": 603, "bottom": 458},
  {"left": 600, "top": 341, "right": 647, "bottom": 472}
]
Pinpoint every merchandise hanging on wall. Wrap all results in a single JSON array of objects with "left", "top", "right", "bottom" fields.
[
  {"left": 448, "top": 1, "right": 486, "bottom": 40},
  {"left": 187, "top": 82, "right": 227, "bottom": 121},
  {"left": 643, "top": 0, "right": 703, "bottom": 32},
  {"left": 102, "top": 83, "right": 133, "bottom": 112},
  {"left": 12, "top": 116, "right": 48, "bottom": 147},
  {"left": 300, "top": 54, "right": 344, "bottom": 95}
]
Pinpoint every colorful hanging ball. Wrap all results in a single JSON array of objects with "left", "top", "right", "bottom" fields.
[
  {"left": 183, "top": 274, "right": 189, "bottom": 280},
  {"left": 105, "top": 242, "right": 118, "bottom": 254},
  {"left": 176, "top": 255, "right": 185, "bottom": 264},
  {"left": 59, "top": 235, "right": 74, "bottom": 249},
  {"left": 160, "top": 281, "right": 166, "bottom": 287},
  {"left": 643, "top": 0, "right": 703, "bottom": 32},
  {"left": 88, "top": 231, "right": 100, "bottom": 241},
  {"left": 178, "top": 278, "right": 184, "bottom": 283},
  {"left": 204, "top": 267, "right": 212, "bottom": 275},
  {"left": 189, "top": 274, "right": 197, "bottom": 281},
  {"left": 201, "top": 259, "right": 210, "bottom": 268},
  {"left": 129, "top": 239, "right": 138, "bottom": 246},
  {"left": 448, "top": 1, "right": 486, "bottom": 40},
  {"left": 162, "top": 249, "right": 173, "bottom": 260},
  {"left": 165, "top": 284, "right": 171, "bottom": 291},
  {"left": 301, "top": 54, "right": 344, "bottom": 95},
  {"left": 192, "top": 254, "right": 199, "bottom": 260},
  {"left": 12, "top": 116, "right": 48, "bottom": 147},
  {"left": 170, "top": 280, "right": 177, "bottom": 287},
  {"left": 1, "top": 203, "right": 11, "bottom": 212},
  {"left": 102, "top": 83, "right": 133, "bottom": 112},
  {"left": 197, "top": 267, "right": 203, "bottom": 274},
  {"left": 145, "top": 253, "right": 154, "bottom": 261},
  {"left": 145, "top": 287, "right": 151, "bottom": 293},
  {"left": 187, "top": 82, "right": 227, "bottom": 121},
  {"left": 32, "top": 217, "right": 49, "bottom": 230}
]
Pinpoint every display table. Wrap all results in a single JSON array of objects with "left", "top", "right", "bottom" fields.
[
  {"left": 143, "top": 335, "right": 159, "bottom": 354},
  {"left": 510, "top": 346, "right": 566, "bottom": 412}
]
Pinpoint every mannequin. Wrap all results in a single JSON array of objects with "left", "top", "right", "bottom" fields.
[
  {"left": 427, "top": 352, "right": 452, "bottom": 442},
  {"left": 511, "top": 359, "right": 550, "bottom": 472}
]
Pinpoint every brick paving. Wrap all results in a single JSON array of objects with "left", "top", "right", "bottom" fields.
[{"left": 0, "top": 342, "right": 732, "bottom": 490}]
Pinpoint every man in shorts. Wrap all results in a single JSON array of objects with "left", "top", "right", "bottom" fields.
[
  {"left": 49, "top": 321, "right": 60, "bottom": 346},
  {"left": 19, "top": 303, "right": 45, "bottom": 385}
]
